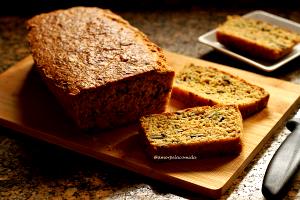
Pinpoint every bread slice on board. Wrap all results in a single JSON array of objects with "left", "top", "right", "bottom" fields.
[
  {"left": 139, "top": 105, "right": 243, "bottom": 160},
  {"left": 216, "top": 15, "right": 300, "bottom": 60},
  {"left": 172, "top": 64, "right": 269, "bottom": 118}
]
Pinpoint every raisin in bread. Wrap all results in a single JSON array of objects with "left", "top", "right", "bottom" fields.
[
  {"left": 27, "top": 7, "right": 175, "bottom": 129},
  {"left": 139, "top": 105, "right": 243, "bottom": 159},
  {"left": 216, "top": 15, "right": 300, "bottom": 60},
  {"left": 172, "top": 64, "right": 269, "bottom": 118}
]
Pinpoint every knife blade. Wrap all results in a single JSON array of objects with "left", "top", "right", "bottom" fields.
[{"left": 262, "top": 109, "right": 300, "bottom": 199}]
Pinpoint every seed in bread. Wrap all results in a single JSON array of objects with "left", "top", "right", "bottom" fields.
[
  {"left": 27, "top": 7, "right": 175, "bottom": 129},
  {"left": 172, "top": 63, "right": 269, "bottom": 118},
  {"left": 216, "top": 15, "right": 300, "bottom": 60},
  {"left": 139, "top": 105, "right": 243, "bottom": 159}
]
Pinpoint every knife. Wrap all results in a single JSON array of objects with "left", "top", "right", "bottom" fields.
[{"left": 262, "top": 109, "right": 300, "bottom": 199}]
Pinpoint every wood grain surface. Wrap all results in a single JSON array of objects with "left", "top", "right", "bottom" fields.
[{"left": 0, "top": 51, "right": 299, "bottom": 198}]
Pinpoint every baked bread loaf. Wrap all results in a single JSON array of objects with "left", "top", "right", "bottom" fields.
[
  {"left": 139, "top": 105, "right": 243, "bottom": 159},
  {"left": 27, "top": 7, "right": 175, "bottom": 129},
  {"left": 216, "top": 15, "right": 300, "bottom": 60},
  {"left": 172, "top": 64, "right": 269, "bottom": 118}
]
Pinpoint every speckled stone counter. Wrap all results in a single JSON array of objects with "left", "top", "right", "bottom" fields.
[{"left": 1, "top": 2, "right": 300, "bottom": 199}]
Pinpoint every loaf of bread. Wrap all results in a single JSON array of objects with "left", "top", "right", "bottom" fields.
[
  {"left": 216, "top": 15, "right": 300, "bottom": 60},
  {"left": 172, "top": 64, "right": 269, "bottom": 118},
  {"left": 139, "top": 105, "right": 243, "bottom": 159},
  {"left": 27, "top": 7, "right": 175, "bottom": 129}
]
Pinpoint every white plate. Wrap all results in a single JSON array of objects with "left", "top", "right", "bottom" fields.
[{"left": 198, "top": 10, "right": 300, "bottom": 72}]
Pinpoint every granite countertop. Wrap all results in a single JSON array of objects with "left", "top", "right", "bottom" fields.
[{"left": 1, "top": 2, "right": 300, "bottom": 199}]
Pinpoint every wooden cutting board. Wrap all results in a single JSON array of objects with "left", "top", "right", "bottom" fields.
[{"left": 0, "top": 51, "right": 299, "bottom": 198}]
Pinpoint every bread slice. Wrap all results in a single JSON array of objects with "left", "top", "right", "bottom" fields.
[
  {"left": 216, "top": 15, "right": 300, "bottom": 60},
  {"left": 172, "top": 64, "right": 269, "bottom": 118},
  {"left": 27, "top": 7, "right": 175, "bottom": 129},
  {"left": 139, "top": 105, "right": 243, "bottom": 160}
]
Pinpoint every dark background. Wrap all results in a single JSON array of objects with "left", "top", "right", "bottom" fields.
[{"left": 1, "top": 0, "right": 300, "bottom": 15}]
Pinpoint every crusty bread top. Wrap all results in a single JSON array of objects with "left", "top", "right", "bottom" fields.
[
  {"left": 27, "top": 7, "right": 172, "bottom": 95},
  {"left": 140, "top": 105, "right": 242, "bottom": 146}
]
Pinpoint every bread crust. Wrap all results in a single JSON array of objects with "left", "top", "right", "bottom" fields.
[
  {"left": 27, "top": 7, "right": 173, "bottom": 95},
  {"left": 27, "top": 7, "right": 175, "bottom": 129}
]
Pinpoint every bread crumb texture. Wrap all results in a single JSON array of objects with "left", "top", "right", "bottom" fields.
[
  {"left": 141, "top": 105, "right": 242, "bottom": 146},
  {"left": 173, "top": 63, "right": 269, "bottom": 118},
  {"left": 216, "top": 15, "right": 300, "bottom": 60}
]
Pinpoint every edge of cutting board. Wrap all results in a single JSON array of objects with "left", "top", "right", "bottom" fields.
[{"left": 0, "top": 51, "right": 299, "bottom": 198}]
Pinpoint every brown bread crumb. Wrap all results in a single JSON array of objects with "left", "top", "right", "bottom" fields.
[
  {"left": 139, "top": 105, "right": 243, "bottom": 160},
  {"left": 172, "top": 63, "right": 269, "bottom": 118},
  {"left": 216, "top": 15, "right": 300, "bottom": 60}
]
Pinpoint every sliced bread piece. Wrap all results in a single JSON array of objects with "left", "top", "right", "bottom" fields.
[
  {"left": 172, "top": 64, "right": 269, "bottom": 118},
  {"left": 216, "top": 15, "right": 300, "bottom": 60},
  {"left": 139, "top": 105, "right": 243, "bottom": 160}
]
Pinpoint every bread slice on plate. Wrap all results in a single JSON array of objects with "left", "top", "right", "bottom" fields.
[
  {"left": 139, "top": 105, "right": 243, "bottom": 160},
  {"left": 216, "top": 15, "right": 300, "bottom": 60},
  {"left": 172, "top": 63, "right": 269, "bottom": 118}
]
